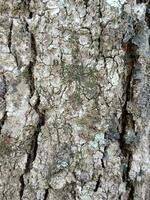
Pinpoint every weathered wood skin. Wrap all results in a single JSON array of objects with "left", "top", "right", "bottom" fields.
[{"left": 0, "top": 0, "right": 149, "bottom": 199}]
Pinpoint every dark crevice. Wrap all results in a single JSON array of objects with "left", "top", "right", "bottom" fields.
[
  {"left": 0, "top": 74, "right": 7, "bottom": 134},
  {"left": 127, "top": 180, "right": 135, "bottom": 200},
  {"left": 19, "top": 175, "right": 25, "bottom": 200},
  {"left": 98, "top": 0, "right": 102, "bottom": 18},
  {"left": 0, "top": 112, "right": 7, "bottom": 134},
  {"left": 30, "top": 33, "right": 37, "bottom": 65},
  {"left": 71, "top": 182, "right": 77, "bottom": 200},
  {"left": 26, "top": 32, "right": 37, "bottom": 97},
  {"left": 23, "top": 0, "right": 33, "bottom": 19},
  {"left": 25, "top": 21, "right": 29, "bottom": 33},
  {"left": 25, "top": 30, "right": 38, "bottom": 171},
  {"left": 25, "top": 95, "right": 46, "bottom": 173},
  {"left": 24, "top": 31, "right": 43, "bottom": 173},
  {"left": 19, "top": 29, "right": 43, "bottom": 198},
  {"left": 26, "top": 61, "right": 35, "bottom": 97},
  {"left": 8, "top": 20, "right": 20, "bottom": 68},
  {"left": 43, "top": 189, "right": 49, "bottom": 200},
  {"left": 8, "top": 20, "right": 13, "bottom": 53},
  {"left": 120, "top": 40, "right": 139, "bottom": 199},
  {"left": 97, "top": 35, "right": 101, "bottom": 57},
  {"left": 101, "top": 142, "right": 108, "bottom": 169},
  {"left": 101, "top": 158, "right": 105, "bottom": 168},
  {"left": 29, "top": 11, "right": 33, "bottom": 19},
  {"left": 136, "top": 0, "right": 148, "bottom": 3},
  {"left": 145, "top": 1, "right": 150, "bottom": 29},
  {"left": 93, "top": 175, "right": 101, "bottom": 192},
  {"left": 83, "top": 0, "right": 89, "bottom": 9}
]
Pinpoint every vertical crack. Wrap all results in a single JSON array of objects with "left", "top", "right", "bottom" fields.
[
  {"left": 25, "top": 95, "right": 46, "bottom": 173},
  {"left": 93, "top": 175, "right": 101, "bottom": 192},
  {"left": 101, "top": 145, "right": 107, "bottom": 169},
  {"left": 19, "top": 175, "right": 25, "bottom": 200},
  {"left": 71, "top": 182, "right": 77, "bottom": 200},
  {"left": 24, "top": 31, "right": 37, "bottom": 98},
  {"left": 83, "top": 0, "right": 89, "bottom": 9},
  {"left": 19, "top": 95, "right": 45, "bottom": 199},
  {"left": 25, "top": 0, "right": 33, "bottom": 19},
  {"left": 120, "top": 40, "right": 139, "bottom": 199},
  {"left": 24, "top": 31, "right": 45, "bottom": 172},
  {"left": 0, "top": 111, "right": 7, "bottom": 134},
  {"left": 0, "top": 74, "right": 7, "bottom": 134},
  {"left": 43, "top": 188, "right": 49, "bottom": 200},
  {"left": 145, "top": 1, "right": 150, "bottom": 29},
  {"left": 19, "top": 29, "right": 45, "bottom": 198},
  {"left": 8, "top": 20, "right": 13, "bottom": 53}
]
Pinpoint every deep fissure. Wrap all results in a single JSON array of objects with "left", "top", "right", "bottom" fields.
[
  {"left": 94, "top": 175, "right": 101, "bottom": 192},
  {"left": 25, "top": 96, "right": 46, "bottom": 173},
  {"left": 43, "top": 189, "right": 49, "bottom": 200},
  {"left": 19, "top": 175, "right": 25, "bottom": 200},
  {"left": 120, "top": 39, "right": 139, "bottom": 199},
  {"left": 0, "top": 74, "right": 7, "bottom": 134},
  {"left": 8, "top": 20, "right": 13, "bottom": 53},
  {"left": 19, "top": 30, "right": 46, "bottom": 198}
]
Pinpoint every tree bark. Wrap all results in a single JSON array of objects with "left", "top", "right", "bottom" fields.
[{"left": 0, "top": 0, "right": 150, "bottom": 199}]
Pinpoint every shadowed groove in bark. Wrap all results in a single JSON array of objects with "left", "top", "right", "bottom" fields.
[
  {"left": 145, "top": 1, "right": 150, "bottom": 29},
  {"left": 83, "top": 0, "right": 89, "bottom": 9},
  {"left": 0, "top": 111, "right": 7, "bottom": 134},
  {"left": 19, "top": 175, "right": 25, "bottom": 200},
  {"left": 27, "top": 32, "right": 37, "bottom": 97},
  {"left": 25, "top": 96, "right": 46, "bottom": 173},
  {"left": 24, "top": 31, "right": 44, "bottom": 172},
  {"left": 120, "top": 39, "right": 139, "bottom": 199},
  {"left": 136, "top": 0, "right": 149, "bottom": 3},
  {"left": 93, "top": 175, "right": 101, "bottom": 192},
  {"left": 22, "top": 0, "right": 33, "bottom": 18},
  {"left": 19, "top": 29, "right": 46, "bottom": 198},
  {"left": 8, "top": 19, "right": 20, "bottom": 68},
  {"left": 101, "top": 145, "right": 107, "bottom": 169},
  {"left": 43, "top": 188, "right": 49, "bottom": 200},
  {"left": 19, "top": 95, "right": 46, "bottom": 199},
  {"left": 8, "top": 20, "right": 13, "bottom": 53},
  {"left": 0, "top": 74, "right": 7, "bottom": 134},
  {"left": 71, "top": 182, "right": 77, "bottom": 200}
]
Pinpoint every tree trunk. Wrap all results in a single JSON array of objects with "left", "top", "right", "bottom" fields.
[{"left": 0, "top": 0, "right": 150, "bottom": 199}]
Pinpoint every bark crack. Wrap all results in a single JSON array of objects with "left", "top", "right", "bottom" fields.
[
  {"left": 43, "top": 188, "right": 49, "bottom": 200},
  {"left": 93, "top": 175, "right": 101, "bottom": 192},
  {"left": 8, "top": 20, "right": 13, "bottom": 53},
  {"left": 0, "top": 111, "right": 7, "bottom": 135},
  {"left": 120, "top": 39, "right": 139, "bottom": 199},
  {"left": 71, "top": 182, "right": 77, "bottom": 200},
  {"left": 25, "top": 95, "right": 46, "bottom": 173},
  {"left": 0, "top": 74, "right": 7, "bottom": 134},
  {"left": 83, "top": 0, "right": 89, "bottom": 9},
  {"left": 19, "top": 175, "right": 25, "bottom": 200},
  {"left": 19, "top": 29, "right": 45, "bottom": 199},
  {"left": 24, "top": 32, "right": 45, "bottom": 172},
  {"left": 145, "top": 1, "right": 150, "bottom": 29}
]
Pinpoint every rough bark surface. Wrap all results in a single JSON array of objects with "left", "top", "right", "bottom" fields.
[{"left": 0, "top": 0, "right": 150, "bottom": 199}]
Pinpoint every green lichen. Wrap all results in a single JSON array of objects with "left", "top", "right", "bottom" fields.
[
  {"left": 61, "top": 64, "right": 101, "bottom": 99},
  {"left": 89, "top": 133, "right": 105, "bottom": 149}
]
